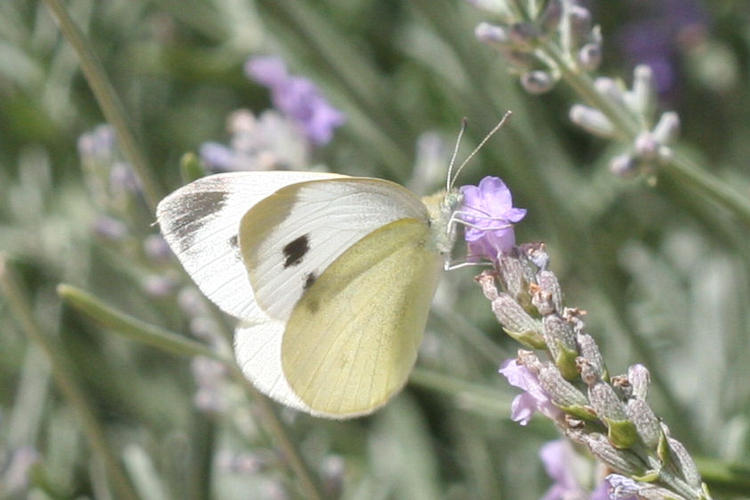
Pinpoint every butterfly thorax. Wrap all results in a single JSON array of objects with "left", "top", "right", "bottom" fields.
[{"left": 421, "top": 188, "right": 462, "bottom": 256}]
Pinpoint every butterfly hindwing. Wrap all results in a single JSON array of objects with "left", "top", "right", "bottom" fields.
[
  {"left": 281, "top": 218, "right": 443, "bottom": 418},
  {"left": 238, "top": 177, "right": 430, "bottom": 321}
]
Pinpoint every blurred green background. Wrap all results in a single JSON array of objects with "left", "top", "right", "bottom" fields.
[{"left": 2, "top": 0, "right": 750, "bottom": 498}]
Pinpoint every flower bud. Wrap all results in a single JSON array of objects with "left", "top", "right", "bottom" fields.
[
  {"left": 497, "top": 252, "right": 527, "bottom": 299},
  {"left": 538, "top": 0, "right": 563, "bottom": 34},
  {"left": 573, "top": 432, "right": 643, "bottom": 475},
  {"left": 627, "top": 364, "right": 650, "bottom": 400},
  {"left": 578, "top": 43, "right": 602, "bottom": 71},
  {"left": 629, "top": 64, "right": 655, "bottom": 117},
  {"left": 536, "top": 270, "right": 563, "bottom": 313},
  {"left": 520, "top": 71, "right": 555, "bottom": 94},
  {"left": 576, "top": 333, "right": 606, "bottom": 380},
  {"left": 666, "top": 437, "right": 701, "bottom": 488},
  {"left": 652, "top": 111, "right": 681, "bottom": 144},
  {"left": 538, "top": 362, "right": 588, "bottom": 409},
  {"left": 543, "top": 315, "right": 578, "bottom": 379},
  {"left": 567, "top": 5, "right": 592, "bottom": 46},
  {"left": 569, "top": 104, "right": 615, "bottom": 138},
  {"left": 589, "top": 382, "right": 637, "bottom": 448},
  {"left": 519, "top": 241, "right": 549, "bottom": 270},
  {"left": 595, "top": 77, "right": 626, "bottom": 108},
  {"left": 609, "top": 154, "right": 639, "bottom": 178},
  {"left": 576, "top": 357, "right": 599, "bottom": 385},
  {"left": 509, "top": 22, "right": 541, "bottom": 50},
  {"left": 626, "top": 398, "right": 661, "bottom": 449},
  {"left": 492, "top": 293, "right": 546, "bottom": 348},
  {"left": 634, "top": 132, "right": 660, "bottom": 162},
  {"left": 465, "top": 0, "right": 514, "bottom": 19},
  {"left": 474, "top": 22, "right": 510, "bottom": 45}
]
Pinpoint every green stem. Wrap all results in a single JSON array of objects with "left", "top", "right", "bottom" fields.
[
  {"left": 226, "top": 365, "right": 325, "bottom": 500},
  {"left": 662, "top": 150, "right": 750, "bottom": 227},
  {"left": 0, "top": 258, "right": 139, "bottom": 500},
  {"left": 58, "top": 284, "right": 325, "bottom": 500},
  {"left": 542, "top": 41, "right": 640, "bottom": 139},
  {"left": 41, "top": 0, "right": 162, "bottom": 211},
  {"left": 57, "top": 284, "right": 224, "bottom": 362}
]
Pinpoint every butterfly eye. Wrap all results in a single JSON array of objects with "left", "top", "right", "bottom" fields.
[{"left": 282, "top": 234, "right": 310, "bottom": 268}]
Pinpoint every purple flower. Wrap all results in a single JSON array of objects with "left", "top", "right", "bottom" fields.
[
  {"left": 77, "top": 124, "right": 116, "bottom": 160},
  {"left": 459, "top": 176, "right": 526, "bottom": 262},
  {"left": 590, "top": 480, "right": 612, "bottom": 500},
  {"left": 199, "top": 142, "right": 238, "bottom": 171},
  {"left": 498, "top": 359, "right": 560, "bottom": 425},
  {"left": 540, "top": 440, "right": 614, "bottom": 500},
  {"left": 245, "top": 56, "right": 345, "bottom": 145},
  {"left": 199, "top": 110, "right": 310, "bottom": 172},
  {"left": 605, "top": 475, "right": 640, "bottom": 500},
  {"left": 540, "top": 440, "right": 587, "bottom": 500},
  {"left": 617, "top": 0, "right": 708, "bottom": 94}
]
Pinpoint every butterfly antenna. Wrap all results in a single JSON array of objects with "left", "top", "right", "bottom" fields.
[
  {"left": 449, "top": 111, "right": 512, "bottom": 189},
  {"left": 446, "top": 117, "right": 469, "bottom": 191}
]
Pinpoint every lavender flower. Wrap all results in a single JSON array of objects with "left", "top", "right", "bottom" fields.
[
  {"left": 617, "top": 0, "right": 708, "bottom": 94},
  {"left": 77, "top": 124, "right": 116, "bottom": 161},
  {"left": 200, "top": 110, "right": 310, "bottom": 172},
  {"left": 245, "top": 56, "right": 345, "bottom": 145},
  {"left": 540, "top": 440, "right": 610, "bottom": 500},
  {"left": 498, "top": 358, "right": 561, "bottom": 425},
  {"left": 459, "top": 176, "right": 526, "bottom": 261}
]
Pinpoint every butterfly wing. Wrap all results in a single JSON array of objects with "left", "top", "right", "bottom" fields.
[
  {"left": 156, "top": 171, "right": 341, "bottom": 320},
  {"left": 237, "top": 178, "right": 429, "bottom": 320},
  {"left": 282, "top": 218, "right": 443, "bottom": 417}
]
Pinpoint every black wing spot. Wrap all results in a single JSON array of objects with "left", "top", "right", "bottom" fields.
[
  {"left": 283, "top": 234, "right": 310, "bottom": 268},
  {"left": 303, "top": 272, "right": 317, "bottom": 290},
  {"left": 228, "top": 234, "right": 240, "bottom": 260}
]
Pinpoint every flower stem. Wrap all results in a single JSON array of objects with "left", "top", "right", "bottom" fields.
[
  {"left": 226, "top": 365, "right": 325, "bottom": 500},
  {"left": 0, "top": 257, "right": 139, "bottom": 500},
  {"left": 542, "top": 41, "right": 639, "bottom": 139},
  {"left": 57, "top": 284, "right": 225, "bottom": 362},
  {"left": 41, "top": 0, "right": 163, "bottom": 211}
]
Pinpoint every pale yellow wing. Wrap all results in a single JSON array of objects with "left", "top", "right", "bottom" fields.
[{"left": 281, "top": 218, "right": 444, "bottom": 418}]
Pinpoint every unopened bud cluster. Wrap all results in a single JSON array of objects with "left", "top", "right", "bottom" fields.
[
  {"left": 569, "top": 66, "right": 681, "bottom": 178},
  {"left": 471, "top": 0, "right": 602, "bottom": 94},
  {"left": 477, "top": 242, "right": 711, "bottom": 500},
  {"left": 466, "top": 0, "right": 684, "bottom": 181}
]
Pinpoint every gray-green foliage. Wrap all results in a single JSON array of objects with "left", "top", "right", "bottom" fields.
[{"left": 2, "top": 0, "right": 750, "bottom": 498}]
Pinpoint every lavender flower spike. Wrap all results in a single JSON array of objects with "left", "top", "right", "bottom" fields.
[
  {"left": 459, "top": 176, "right": 526, "bottom": 262},
  {"left": 245, "top": 56, "right": 346, "bottom": 145}
]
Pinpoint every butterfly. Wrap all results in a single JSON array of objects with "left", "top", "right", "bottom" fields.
[{"left": 156, "top": 115, "right": 511, "bottom": 418}]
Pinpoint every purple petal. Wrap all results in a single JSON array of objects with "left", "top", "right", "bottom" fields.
[
  {"left": 245, "top": 56, "right": 288, "bottom": 86},
  {"left": 458, "top": 176, "right": 525, "bottom": 261}
]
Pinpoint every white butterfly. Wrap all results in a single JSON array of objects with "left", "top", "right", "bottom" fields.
[
  {"left": 157, "top": 170, "right": 460, "bottom": 418},
  {"left": 156, "top": 115, "right": 511, "bottom": 418}
]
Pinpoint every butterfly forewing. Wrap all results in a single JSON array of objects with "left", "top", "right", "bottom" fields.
[
  {"left": 156, "top": 171, "right": 342, "bottom": 320},
  {"left": 239, "top": 178, "right": 430, "bottom": 321}
]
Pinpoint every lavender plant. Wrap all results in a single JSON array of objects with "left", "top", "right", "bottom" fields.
[
  {"left": 456, "top": 174, "right": 709, "bottom": 498},
  {"left": 3, "top": 0, "right": 750, "bottom": 498}
]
